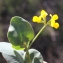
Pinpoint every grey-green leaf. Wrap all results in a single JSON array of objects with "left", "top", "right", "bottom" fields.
[
  {"left": 0, "top": 42, "right": 25, "bottom": 63},
  {"left": 14, "top": 50, "right": 24, "bottom": 63},
  {"left": 24, "top": 49, "right": 43, "bottom": 63}
]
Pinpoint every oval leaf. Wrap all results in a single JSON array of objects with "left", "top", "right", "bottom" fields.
[{"left": 7, "top": 16, "right": 34, "bottom": 50}]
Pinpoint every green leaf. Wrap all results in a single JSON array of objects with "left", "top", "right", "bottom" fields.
[
  {"left": 7, "top": 16, "right": 34, "bottom": 50},
  {"left": 24, "top": 49, "right": 43, "bottom": 63},
  {"left": 14, "top": 50, "right": 24, "bottom": 63}
]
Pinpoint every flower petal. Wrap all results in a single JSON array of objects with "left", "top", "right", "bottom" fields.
[
  {"left": 32, "top": 16, "right": 41, "bottom": 23},
  {"left": 53, "top": 22, "right": 59, "bottom": 29},
  {"left": 51, "top": 19, "right": 55, "bottom": 27},
  {"left": 52, "top": 14, "right": 58, "bottom": 20},
  {"left": 40, "top": 10, "right": 48, "bottom": 18}
]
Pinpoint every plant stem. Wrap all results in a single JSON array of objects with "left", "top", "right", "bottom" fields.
[
  {"left": 29, "top": 23, "right": 48, "bottom": 49},
  {"left": 24, "top": 43, "right": 31, "bottom": 63}
]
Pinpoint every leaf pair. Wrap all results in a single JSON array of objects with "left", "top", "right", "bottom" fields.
[{"left": 14, "top": 49, "right": 43, "bottom": 63}]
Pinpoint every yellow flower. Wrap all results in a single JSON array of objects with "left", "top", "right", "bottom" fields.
[
  {"left": 50, "top": 14, "right": 58, "bottom": 20},
  {"left": 40, "top": 10, "right": 48, "bottom": 18},
  {"left": 32, "top": 10, "right": 48, "bottom": 23},
  {"left": 50, "top": 14, "right": 59, "bottom": 29},
  {"left": 32, "top": 16, "right": 41, "bottom": 23}
]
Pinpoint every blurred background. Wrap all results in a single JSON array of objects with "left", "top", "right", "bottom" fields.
[{"left": 0, "top": 0, "right": 63, "bottom": 63}]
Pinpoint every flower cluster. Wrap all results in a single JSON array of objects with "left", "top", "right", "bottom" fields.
[{"left": 32, "top": 10, "right": 59, "bottom": 29}]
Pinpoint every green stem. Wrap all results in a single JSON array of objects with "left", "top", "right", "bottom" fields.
[
  {"left": 29, "top": 23, "right": 48, "bottom": 49},
  {"left": 24, "top": 43, "right": 31, "bottom": 63}
]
